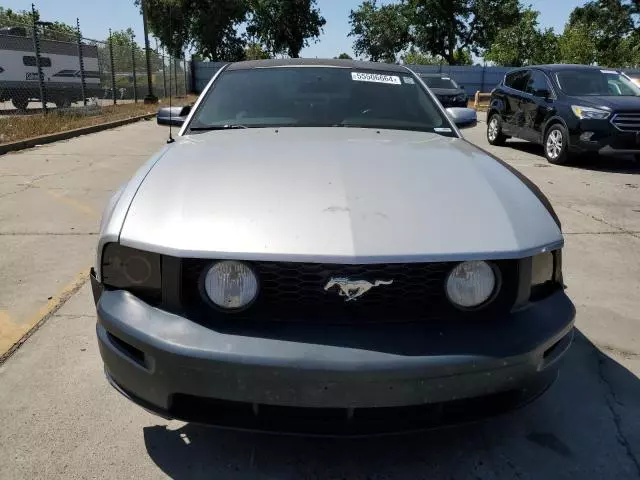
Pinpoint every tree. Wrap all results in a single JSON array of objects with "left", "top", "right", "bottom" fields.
[
  {"left": 566, "top": 0, "right": 635, "bottom": 66},
  {"left": 245, "top": 42, "right": 270, "bottom": 60},
  {"left": 139, "top": 0, "right": 247, "bottom": 60},
  {"left": 410, "top": 0, "right": 522, "bottom": 65},
  {"left": 336, "top": 52, "right": 352, "bottom": 59},
  {"left": 107, "top": 28, "right": 148, "bottom": 73},
  {"left": 401, "top": 48, "right": 443, "bottom": 65},
  {"left": 246, "top": 0, "right": 326, "bottom": 58},
  {"left": 0, "top": 7, "right": 76, "bottom": 42},
  {"left": 557, "top": 23, "right": 598, "bottom": 65},
  {"left": 485, "top": 9, "right": 559, "bottom": 66},
  {"left": 348, "top": 0, "right": 411, "bottom": 63}
]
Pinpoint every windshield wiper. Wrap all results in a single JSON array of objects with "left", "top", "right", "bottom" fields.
[{"left": 189, "top": 124, "right": 249, "bottom": 131}]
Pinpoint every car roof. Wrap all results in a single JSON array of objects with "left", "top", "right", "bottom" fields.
[
  {"left": 515, "top": 64, "right": 618, "bottom": 73},
  {"left": 226, "top": 58, "right": 410, "bottom": 73}
]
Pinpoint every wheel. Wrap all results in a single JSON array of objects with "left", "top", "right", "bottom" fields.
[
  {"left": 487, "top": 114, "right": 507, "bottom": 146},
  {"left": 544, "top": 124, "right": 571, "bottom": 165},
  {"left": 11, "top": 96, "right": 29, "bottom": 111}
]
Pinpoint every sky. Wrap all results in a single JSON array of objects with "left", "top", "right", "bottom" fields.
[{"left": 1, "top": 0, "right": 587, "bottom": 57}]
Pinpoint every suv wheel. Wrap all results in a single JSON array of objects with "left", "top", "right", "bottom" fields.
[
  {"left": 487, "top": 114, "right": 507, "bottom": 146},
  {"left": 544, "top": 124, "right": 571, "bottom": 165}
]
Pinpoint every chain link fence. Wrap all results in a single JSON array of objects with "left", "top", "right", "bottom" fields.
[{"left": 0, "top": 15, "right": 191, "bottom": 116}]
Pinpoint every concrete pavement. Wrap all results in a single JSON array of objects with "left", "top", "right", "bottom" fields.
[{"left": 0, "top": 120, "right": 639, "bottom": 479}]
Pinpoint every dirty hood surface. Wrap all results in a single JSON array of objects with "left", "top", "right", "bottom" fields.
[{"left": 119, "top": 127, "right": 562, "bottom": 262}]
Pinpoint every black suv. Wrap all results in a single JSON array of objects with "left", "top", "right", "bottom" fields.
[
  {"left": 487, "top": 64, "right": 640, "bottom": 164},
  {"left": 419, "top": 74, "right": 468, "bottom": 108}
]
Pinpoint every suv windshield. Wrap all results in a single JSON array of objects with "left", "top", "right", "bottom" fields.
[
  {"left": 421, "top": 76, "right": 459, "bottom": 89},
  {"left": 189, "top": 67, "right": 451, "bottom": 134},
  {"left": 556, "top": 70, "right": 640, "bottom": 96}
]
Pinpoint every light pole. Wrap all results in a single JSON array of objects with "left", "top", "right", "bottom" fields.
[{"left": 141, "top": 0, "right": 158, "bottom": 104}]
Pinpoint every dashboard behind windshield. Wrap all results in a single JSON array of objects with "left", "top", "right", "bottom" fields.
[{"left": 189, "top": 67, "right": 452, "bottom": 134}]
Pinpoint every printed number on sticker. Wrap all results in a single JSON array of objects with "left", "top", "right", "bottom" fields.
[{"left": 351, "top": 72, "right": 401, "bottom": 85}]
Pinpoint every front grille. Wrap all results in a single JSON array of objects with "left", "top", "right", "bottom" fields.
[
  {"left": 611, "top": 112, "right": 640, "bottom": 132},
  {"left": 180, "top": 259, "right": 519, "bottom": 324}
]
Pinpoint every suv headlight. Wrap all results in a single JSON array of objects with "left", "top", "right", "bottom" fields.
[
  {"left": 446, "top": 261, "right": 497, "bottom": 309},
  {"left": 571, "top": 105, "right": 610, "bottom": 120},
  {"left": 203, "top": 261, "right": 259, "bottom": 310},
  {"left": 101, "top": 243, "right": 162, "bottom": 302}
]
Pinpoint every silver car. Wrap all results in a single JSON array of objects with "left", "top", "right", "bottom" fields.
[{"left": 91, "top": 59, "right": 575, "bottom": 435}]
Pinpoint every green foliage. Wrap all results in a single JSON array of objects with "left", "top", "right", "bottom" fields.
[
  {"left": 138, "top": 0, "right": 325, "bottom": 61},
  {"left": 245, "top": 42, "right": 270, "bottom": 60},
  {"left": 139, "top": 0, "right": 246, "bottom": 60},
  {"left": 401, "top": 48, "right": 443, "bottom": 65},
  {"left": 349, "top": 0, "right": 520, "bottom": 65},
  {"left": 485, "top": 9, "right": 559, "bottom": 66},
  {"left": 0, "top": 6, "right": 76, "bottom": 42},
  {"left": 336, "top": 52, "right": 352, "bottom": 59},
  {"left": 246, "top": 0, "right": 326, "bottom": 58},
  {"left": 348, "top": 0, "right": 411, "bottom": 63},
  {"left": 566, "top": 0, "right": 636, "bottom": 67},
  {"left": 409, "top": 0, "right": 522, "bottom": 65},
  {"left": 557, "top": 23, "right": 598, "bottom": 65}
]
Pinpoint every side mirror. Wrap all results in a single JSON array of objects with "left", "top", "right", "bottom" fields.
[
  {"left": 446, "top": 107, "right": 477, "bottom": 129},
  {"left": 157, "top": 105, "right": 192, "bottom": 126}
]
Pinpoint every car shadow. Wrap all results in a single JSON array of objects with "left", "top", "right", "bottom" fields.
[
  {"left": 142, "top": 329, "right": 640, "bottom": 479},
  {"left": 505, "top": 140, "right": 640, "bottom": 174}
]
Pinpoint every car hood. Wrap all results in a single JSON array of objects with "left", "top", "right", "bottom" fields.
[
  {"left": 571, "top": 95, "right": 640, "bottom": 112},
  {"left": 119, "top": 128, "right": 562, "bottom": 262},
  {"left": 429, "top": 88, "right": 464, "bottom": 97}
]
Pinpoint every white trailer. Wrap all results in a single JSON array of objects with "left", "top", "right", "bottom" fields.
[{"left": 0, "top": 27, "right": 101, "bottom": 110}]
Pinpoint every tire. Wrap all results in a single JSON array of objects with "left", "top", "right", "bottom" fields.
[
  {"left": 487, "top": 114, "right": 507, "bottom": 146},
  {"left": 12, "top": 97, "right": 29, "bottom": 111},
  {"left": 544, "top": 124, "right": 572, "bottom": 165},
  {"left": 55, "top": 97, "right": 71, "bottom": 109}
]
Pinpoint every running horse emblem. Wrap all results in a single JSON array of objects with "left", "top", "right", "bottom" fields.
[{"left": 324, "top": 277, "right": 394, "bottom": 302}]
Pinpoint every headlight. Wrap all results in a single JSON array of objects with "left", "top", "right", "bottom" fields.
[
  {"left": 101, "top": 243, "right": 162, "bottom": 302},
  {"left": 571, "top": 105, "right": 610, "bottom": 120},
  {"left": 446, "top": 261, "right": 497, "bottom": 309},
  {"left": 204, "top": 261, "right": 259, "bottom": 310}
]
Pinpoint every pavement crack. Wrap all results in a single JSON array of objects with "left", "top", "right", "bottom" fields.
[
  {"left": 595, "top": 343, "right": 640, "bottom": 359},
  {"left": 594, "top": 346, "right": 640, "bottom": 477},
  {"left": 0, "top": 185, "right": 31, "bottom": 199},
  {"left": 564, "top": 204, "right": 640, "bottom": 240}
]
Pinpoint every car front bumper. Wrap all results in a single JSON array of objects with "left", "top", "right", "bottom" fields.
[
  {"left": 569, "top": 119, "right": 640, "bottom": 155},
  {"left": 92, "top": 272, "right": 575, "bottom": 434}
]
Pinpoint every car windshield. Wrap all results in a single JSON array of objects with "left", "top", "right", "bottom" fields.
[
  {"left": 421, "top": 76, "right": 459, "bottom": 89},
  {"left": 556, "top": 70, "right": 640, "bottom": 96},
  {"left": 189, "top": 66, "right": 451, "bottom": 134}
]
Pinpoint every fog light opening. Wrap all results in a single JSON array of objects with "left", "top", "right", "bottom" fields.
[{"left": 580, "top": 132, "right": 595, "bottom": 141}]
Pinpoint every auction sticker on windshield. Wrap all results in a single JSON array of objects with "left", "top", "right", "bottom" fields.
[{"left": 351, "top": 72, "right": 401, "bottom": 85}]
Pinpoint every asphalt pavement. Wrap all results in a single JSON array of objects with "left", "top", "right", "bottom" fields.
[{"left": 0, "top": 119, "right": 639, "bottom": 479}]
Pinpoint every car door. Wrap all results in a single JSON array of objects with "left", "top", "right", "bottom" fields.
[
  {"left": 520, "top": 69, "right": 555, "bottom": 143},
  {"left": 501, "top": 70, "right": 530, "bottom": 137}
]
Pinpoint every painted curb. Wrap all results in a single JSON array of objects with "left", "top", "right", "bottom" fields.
[{"left": 0, "top": 112, "right": 156, "bottom": 156}]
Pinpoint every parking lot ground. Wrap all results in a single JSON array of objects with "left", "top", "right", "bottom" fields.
[{"left": 1, "top": 121, "right": 639, "bottom": 479}]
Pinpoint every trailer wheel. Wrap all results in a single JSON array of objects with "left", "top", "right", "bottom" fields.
[
  {"left": 55, "top": 97, "right": 72, "bottom": 109},
  {"left": 12, "top": 97, "right": 29, "bottom": 111}
]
